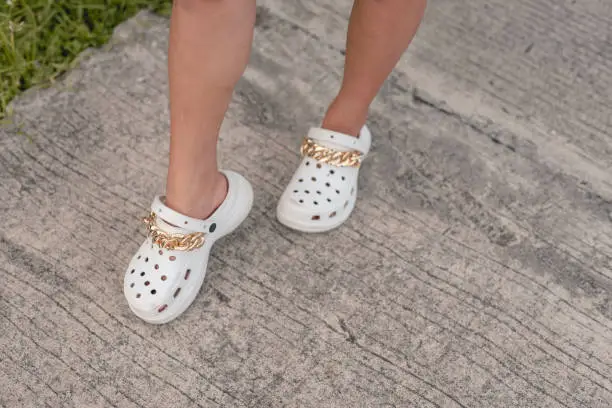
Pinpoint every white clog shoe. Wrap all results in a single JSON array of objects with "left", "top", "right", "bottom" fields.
[
  {"left": 277, "top": 125, "right": 371, "bottom": 232},
  {"left": 124, "top": 170, "right": 253, "bottom": 324}
]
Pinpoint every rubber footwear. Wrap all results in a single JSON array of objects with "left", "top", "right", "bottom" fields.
[
  {"left": 277, "top": 126, "right": 371, "bottom": 232},
  {"left": 124, "top": 170, "right": 253, "bottom": 324}
]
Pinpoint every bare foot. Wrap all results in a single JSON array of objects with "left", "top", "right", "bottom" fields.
[
  {"left": 322, "top": 96, "right": 368, "bottom": 137},
  {"left": 165, "top": 171, "right": 228, "bottom": 221}
]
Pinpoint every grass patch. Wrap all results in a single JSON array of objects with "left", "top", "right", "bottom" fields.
[{"left": 0, "top": 0, "right": 172, "bottom": 118}]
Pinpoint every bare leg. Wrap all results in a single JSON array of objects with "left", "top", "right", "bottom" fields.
[
  {"left": 322, "top": 0, "right": 427, "bottom": 136},
  {"left": 165, "top": 0, "right": 255, "bottom": 219}
]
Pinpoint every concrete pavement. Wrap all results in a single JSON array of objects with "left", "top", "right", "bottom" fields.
[{"left": 1, "top": 1, "right": 611, "bottom": 406}]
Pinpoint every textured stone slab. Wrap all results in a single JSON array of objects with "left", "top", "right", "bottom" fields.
[{"left": 1, "top": 2, "right": 611, "bottom": 407}]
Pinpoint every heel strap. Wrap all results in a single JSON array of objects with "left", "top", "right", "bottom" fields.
[
  {"left": 307, "top": 126, "right": 371, "bottom": 156},
  {"left": 150, "top": 196, "right": 211, "bottom": 233}
]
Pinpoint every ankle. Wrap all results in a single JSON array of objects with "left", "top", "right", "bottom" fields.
[
  {"left": 322, "top": 96, "right": 369, "bottom": 137},
  {"left": 165, "top": 172, "right": 228, "bottom": 220}
]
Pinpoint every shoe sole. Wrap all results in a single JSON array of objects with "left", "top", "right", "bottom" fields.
[{"left": 276, "top": 194, "right": 357, "bottom": 233}]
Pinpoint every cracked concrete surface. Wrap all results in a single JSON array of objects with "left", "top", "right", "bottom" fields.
[{"left": 1, "top": 1, "right": 611, "bottom": 407}]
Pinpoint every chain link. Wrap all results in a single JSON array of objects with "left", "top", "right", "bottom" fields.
[
  {"left": 300, "top": 138, "right": 362, "bottom": 168},
  {"left": 143, "top": 212, "right": 205, "bottom": 251}
]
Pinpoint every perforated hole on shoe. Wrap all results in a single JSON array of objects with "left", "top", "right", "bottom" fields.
[
  {"left": 169, "top": 256, "right": 176, "bottom": 261},
  {"left": 158, "top": 304, "right": 168, "bottom": 313},
  {"left": 161, "top": 275, "right": 167, "bottom": 281},
  {"left": 329, "top": 211, "right": 337, "bottom": 218},
  {"left": 151, "top": 289, "right": 157, "bottom": 295},
  {"left": 184, "top": 269, "right": 191, "bottom": 280},
  {"left": 312, "top": 215, "right": 320, "bottom": 220},
  {"left": 174, "top": 287, "right": 181, "bottom": 298},
  {"left": 140, "top": 272, "right": 145, "bottom": 277}
]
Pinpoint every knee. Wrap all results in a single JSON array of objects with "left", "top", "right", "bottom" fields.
[
  {"left": 174, "top": 0, "right": 226, "bottom": 12},
  {"left": 367, "top": 0, "right": 426, "bottom": 7},
  {"left": 368, "top": 0, "right": 427, "bottom": 15}
]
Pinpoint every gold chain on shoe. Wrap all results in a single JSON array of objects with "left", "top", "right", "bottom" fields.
[
  {"left": 143, "top": 212, "right": 205, "bottom": 251},
  {"left": 300, "top": 138, "right": 362, "bottom": 168}
]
